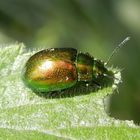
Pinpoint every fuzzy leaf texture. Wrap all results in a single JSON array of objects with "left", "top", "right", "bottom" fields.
[{"left": 0, "top": 44, "right": 139, "bottom": 140}]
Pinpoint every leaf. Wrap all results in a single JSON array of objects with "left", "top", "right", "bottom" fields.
[{"left": 0, "top": 44, "right": 139, "bottom": 140}]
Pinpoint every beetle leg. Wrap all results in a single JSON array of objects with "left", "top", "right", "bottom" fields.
[{"left": 91, "top": 80, "right": 101, "bottom": 89}]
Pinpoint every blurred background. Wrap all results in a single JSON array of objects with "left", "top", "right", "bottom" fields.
[{"left": 0, "top": 0, "right": 139, "bottom": 124}]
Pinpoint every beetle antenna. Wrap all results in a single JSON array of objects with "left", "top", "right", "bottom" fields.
[{"left": 105, "top": 37, "right": 131, "bottom": 65}]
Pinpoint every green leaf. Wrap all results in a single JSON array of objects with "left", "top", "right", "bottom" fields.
[{"left": 0, "top": 44, "right": 139, "bottom": 140}]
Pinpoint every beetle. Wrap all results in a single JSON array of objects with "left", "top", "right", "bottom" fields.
[
  {"left": 22, "top": 48, "right": 113, "bottom": 93},
  {"left": 22, "top": 37, "right": 130, "bottom": 93}
]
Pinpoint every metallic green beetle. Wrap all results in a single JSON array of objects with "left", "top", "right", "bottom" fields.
[{"left": 23, "top": 48, "right": 112, "bottom": 93}]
